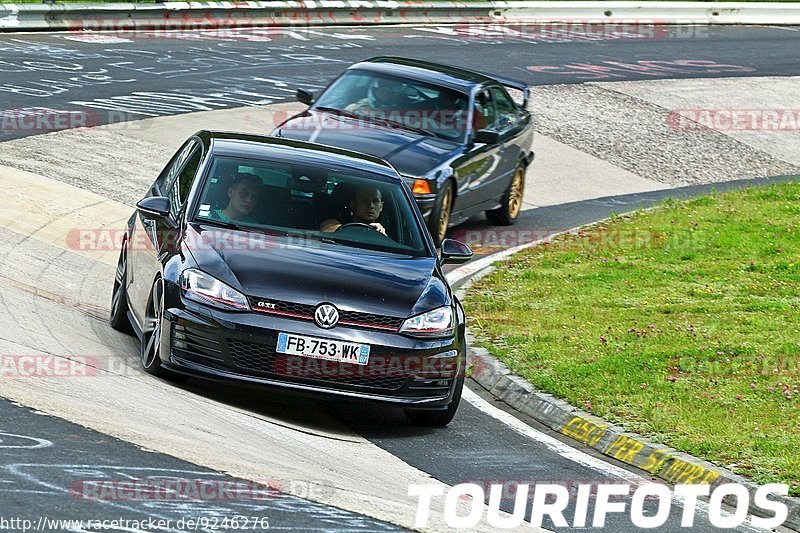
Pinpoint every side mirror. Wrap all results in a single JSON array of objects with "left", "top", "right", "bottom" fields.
[
  {"left": 136, "top": 196, "right": 171, "bottom": 219},
  {"left": 440, "top": 238, "right": 473, "bottom": 265},
  {"left": 473, "top": 129, "right": 501, "bottom": 145},
  {"left": 296, "top": 88, "right": 314, "bottom": 106}
]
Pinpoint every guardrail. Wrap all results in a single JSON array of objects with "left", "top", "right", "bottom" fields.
[{"left": 1, "top": 1, "right": 800, "bottom": 32}]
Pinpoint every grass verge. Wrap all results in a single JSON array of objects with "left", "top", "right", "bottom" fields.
[{"left": 467, "top": 182, "right": 800, "bottom": 495}]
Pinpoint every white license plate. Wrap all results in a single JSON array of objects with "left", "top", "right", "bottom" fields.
[{"left": 276, "top": 332, "right": 370, "bottom": 365}]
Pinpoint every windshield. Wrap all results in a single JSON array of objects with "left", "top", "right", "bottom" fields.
[
  {"left": 314, "top": 70, "right": 470, "bottom": 142},
  {"left": 193, "top": 156, "right": 430, "bottom": 257}
]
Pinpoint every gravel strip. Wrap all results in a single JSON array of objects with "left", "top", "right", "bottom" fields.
[
  {"left": 2, "top": 81, "right": 798, "bottom": 202},
  {"left": 530, "top": 83, "right": 800, "bottom": 186}
]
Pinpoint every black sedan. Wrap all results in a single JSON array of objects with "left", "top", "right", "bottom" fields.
[
  {"left": 273, "top": 56, "right": 535, "bottom": 245},
  {"left": 110, "top": 130, "right": 473, "bottom": 426}
]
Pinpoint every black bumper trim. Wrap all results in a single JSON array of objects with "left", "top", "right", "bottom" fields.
[{"left": 165, "top": 355, "right": 453, "bottom": 407}]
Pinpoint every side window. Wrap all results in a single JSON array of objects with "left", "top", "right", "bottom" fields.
[
  {"left": 168, "top": 146, "right": 202, "bottom": 217},
  {"left": 158, "top": 140, "right": 197, "bottom": 194},
  {"left": 491, "top": 87, "right": 518, "bottom": 131},
  {"left": 473, "top": 89, "right": 496, "bottom": 131}
]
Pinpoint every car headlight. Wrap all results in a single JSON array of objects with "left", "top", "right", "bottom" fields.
[
  {"left": 179, "top": 268, "right": 250, "bottom": 311},
  {"left": 400, "top": 306, "right": 455, "bottom": 338}
]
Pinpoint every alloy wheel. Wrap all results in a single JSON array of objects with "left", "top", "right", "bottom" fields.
[
  {"left": 508, "top": 167, "right": 524, "bottom": 219},
  {"left": 111, "top": 247, "right": 126, "bottom": 318},
  {"left": 438, "top": 186, "right": 452, "bottom": 243},
  {"left": 142, "top": 279, "right": 164, "bottom": 370}
]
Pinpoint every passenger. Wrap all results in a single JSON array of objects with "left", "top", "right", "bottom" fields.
[
  {"left": 321, "top": 185, "right": 387, "bottom": 235},
  {"left": 213, "top": 173, "right": 261, "bottom": 224}
]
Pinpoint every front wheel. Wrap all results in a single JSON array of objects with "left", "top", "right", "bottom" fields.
[
  {"left": 110, "top": 243, "right": 133, "bottom": 334},
  {"left": 404, "top": 374, "right": 464, "bottom": 427},
  {"left": 486, "top": 164, "right": 526, "bottom": 226},
  {"left": 141, "top": 278, "right": 188, "bottom": 382},
  {"left": 427, "top": 182, "right": 453, "bottom": 248},
  {"left": 141, "top": 278, "right": 167, "bottom": 376}
]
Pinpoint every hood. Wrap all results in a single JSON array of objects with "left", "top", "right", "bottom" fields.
[
  {"left": 274, "top": 109, "right": 463, "bottom": 178},
  {"left": 183, "top": 223, "right": 449, "bottom": 318}
]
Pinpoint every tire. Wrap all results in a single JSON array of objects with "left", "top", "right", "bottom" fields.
[
  {"left": 110, "top": 243, "right": 134, "bottom": 334},
  {"left": 427, "top": 182, "right": 453, "bottom": 247},
  {"left": 141, "top": 278, "right": 170, "bottom": 377},
  {"left": 140, "top": 278, "right": 189, "bottom": 383},
  {"left": 486, "top": 164, "right": 525, "bottom": 226},
  {"left": 404, "top": 374, "right": 464, "bottom": 427}
]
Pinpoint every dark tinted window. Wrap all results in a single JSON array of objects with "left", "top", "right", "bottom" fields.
[
  {"left": 491, "top": 86, "right": 518, "bottom": 130},
  {"left": 168, "top": 146, "right": 201, "bottom": 216},
  {"left": 315, "top": 70, "right": 470, "bottom": 142},
  {"left": 194, "top": 156, "right": 429, "bottom": 257},
  {"left": 160, "top": 140, "right": 197, "bottom": 193}
]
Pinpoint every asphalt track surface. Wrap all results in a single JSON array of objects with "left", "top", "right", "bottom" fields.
[
  {"left": 1, "top": 24, "right": 800, "bottom": 532},
  {"left": 1, "top": 24, "right": 800, "bottom": 142},
  {"left": 0, "top": 399, "right": 401, "bottom": 532}
]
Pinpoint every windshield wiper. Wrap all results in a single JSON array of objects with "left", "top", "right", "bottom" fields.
[
  {"left": 314, "top": 106, "right": 360, "bottom": 119},
  {"left": 195, "top": 219, "right": 250, "bottom": 232}
]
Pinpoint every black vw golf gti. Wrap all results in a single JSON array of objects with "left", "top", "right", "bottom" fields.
[
  {"left": 111, "top": 131, "right": 473, "bottom": 426},
  {"left": 273, "top": 56, "right": 535, "bottom": 245}
]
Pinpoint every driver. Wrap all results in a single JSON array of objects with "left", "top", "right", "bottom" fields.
[
  {"left": 345, "top": 78, "right": 396, "bottom": 115},
  {"left": 320, "top": 185, "right": 387, "bottom": 235}
]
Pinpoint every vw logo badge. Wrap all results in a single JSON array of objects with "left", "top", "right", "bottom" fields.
[{"left": 314, "top": 303, "right": 339, "bottom": 329}]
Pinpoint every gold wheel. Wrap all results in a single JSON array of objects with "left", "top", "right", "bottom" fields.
[
  {"left": 437, "top": 186, "right": 452, "bottom": 242},
  {"left": 508, "top": 167, "right": 524, "bottom": 219}
]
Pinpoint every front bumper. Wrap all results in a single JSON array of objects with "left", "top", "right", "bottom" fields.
[{"left": 159, "top": 298, "right": 465, "bottom": 409}]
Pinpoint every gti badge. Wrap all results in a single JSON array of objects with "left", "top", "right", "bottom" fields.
[{"left": 314, "top": 303, "right": 339, "bottom": 329}]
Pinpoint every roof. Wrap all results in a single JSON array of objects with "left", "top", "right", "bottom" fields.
[{"left": 197, "top": 130, "right": 398, "bottom": 177}]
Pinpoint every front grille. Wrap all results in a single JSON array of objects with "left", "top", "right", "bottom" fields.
[
  {"left": 248, "top": 297, "right": 404, "bottom": 332},
  {"left": 172, "top": 324, "right": 224, "bottom": 362},
  {"left": 227, "top": 338, "right": 411, "bottom": 391}
]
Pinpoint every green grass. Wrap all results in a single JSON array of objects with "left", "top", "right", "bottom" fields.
[{"left": 467, "top": 182, "right": 800, "bottom": 495}]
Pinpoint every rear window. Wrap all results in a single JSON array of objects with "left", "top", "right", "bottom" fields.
[{"left": 193, "top": 156, "right": 429, "bottom": 257}]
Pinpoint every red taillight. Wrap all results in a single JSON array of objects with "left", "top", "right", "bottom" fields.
[{"left": 412, "top": 179, "right": 432, "bottom": 195}]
